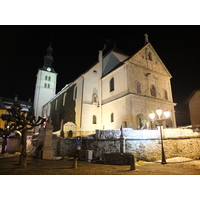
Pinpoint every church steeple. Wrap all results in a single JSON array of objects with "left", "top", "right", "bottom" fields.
[
  {"left": 42, "top": 42, "right": 56, "bottom": 72},
  {"left": 33, "top": 42, "right": 58, "bottom": 132}
]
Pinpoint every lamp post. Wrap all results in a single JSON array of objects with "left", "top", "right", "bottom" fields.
[{"left": 149, "top": 108, "right": 170, "bottom": 164}]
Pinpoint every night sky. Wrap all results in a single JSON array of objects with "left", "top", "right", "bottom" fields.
[{"left": 0, "top": 25, "right": 199, "bottom": 125}]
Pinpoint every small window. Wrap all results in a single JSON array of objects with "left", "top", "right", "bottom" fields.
[
  {"left": 110, "top": 77, "right": 114, "bottom": 92},
  {"left": 73, "top": 85, "right": 77, "bottom": 100},
  {"left": 45, "top": 76, "right": 48, "bottom": 80},
  {"left": 44, "top": 83, "right": 47, "bottom": 88},
  {"left": 48, "top": 84, "right": 50, "bottom": 88},
  {"left": 48, "top": 76, "right": 51, "bottom": 81},
  {"left": 136, "top": 82, "right": 141, "bottom": 94},
  {"left": 93, "top": 115, "right": 97, "bottom": 124},
  {"left": 164, "top": 90, "right": 168, "bottom": 100},
  {"left": 111, "top": 113, "right": 114, "bottom": 122},
  {"left": 150, "top": 85, "right": 156, "bottom": 97},
  {"left": 148, "top": 52, "right": 152, "bottom": 61}
]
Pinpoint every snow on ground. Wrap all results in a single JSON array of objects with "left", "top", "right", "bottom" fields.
[{"left": 0, "top": 152, "right": 20, "bottom": 158}]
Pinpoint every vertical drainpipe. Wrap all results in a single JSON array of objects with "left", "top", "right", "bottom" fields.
[
  {"left": 80, "top": 75, "right": 84, "bottom": 129},
  {"left": 99, "top": 45, "right": 105, "bottom": 127},
  {"left": 98, "top": 50, "right": 103, "bottom": 126}
]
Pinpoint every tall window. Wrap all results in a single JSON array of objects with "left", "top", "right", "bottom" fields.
[
  {"left": 93, "top": 115, "right": 97, "bottom": 124},
  {"left": 63, "top": 92, "right": 67, "bottom": 106},
  {"left": 110, "top": 77, "right": 114, "bottom": 92},
  {"left": 55, "top": 99, "right": 58, "bottom": 110},
  {"left": 48, "top": 84, "right": 50, "bottom": 88},
  {"left": 111, "top": 113, "right": 114, "bottom": 122},
  {"left": 150, "top": 85, "right": 156, "bottom": 97},
  {"left": 73, "top": 85, "right": 77, "bottom": 100},
  {"left": 44, "top": 83, "right": 47, "bottom": 88},
  {"left": 45, "top": 76, "right": 48, "bottom": 80},
  {"left": 48, "top": 76, "right": 51, "bottom": 81},
  {"left": 136, "top": 82, "right": 141, "bottom": 94}
]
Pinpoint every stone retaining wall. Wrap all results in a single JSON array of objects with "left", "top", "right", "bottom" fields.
[{"left": 57, "top": 128, "right": 200, "bottom": 161}]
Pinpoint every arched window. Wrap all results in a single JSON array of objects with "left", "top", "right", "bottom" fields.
[
  {"left": 111, "top": 113, "right": 114, "bottom": 122},
  {"left": 44, "top": 83, "right": 47, "bottom": 88},
  {"left": 164, "top": 90, "right": 168, "bottom": 100},
  {"left": 73, "top": 85, "right": 77, "bottom": 100},
  {"left": 136, "top": 114, "right": 147, "bottom": 129},
  {"left": 55, "top": 99, "right": 58, "bottom": 110},
  {"left": 110, "top": 77, "right": 114, "bottom": 92},
  {"left": 148, "top": 52, "right": 152, "bottom": 61},
  {"left": 93, "top": 115, "right": 97, "bottom": 124},
  {"left": 63, "top": 92, "right": 67, "bottom": 106},
  {"left": 45, "top": 76, "right": 48, "bottom": 80},
  {"left": 48, "top": 76, "right": 51, "bottom": 81},
  {"left": 150, "top": 84, "right": 156, "bottom": 97},
  {"left": 136, "top": 82, "right": 141, "bottom": 94}
]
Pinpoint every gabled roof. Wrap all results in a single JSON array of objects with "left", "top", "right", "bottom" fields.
[{"left": 102, "top": 42, "right": 172, "bottom": 78}]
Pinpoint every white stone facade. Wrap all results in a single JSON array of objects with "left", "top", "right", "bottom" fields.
[{"left": 34, "top": 69, "right": 57, "bottom": 119}]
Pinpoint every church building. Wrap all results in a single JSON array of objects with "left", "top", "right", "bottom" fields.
[{"left": 34, "top": 35, "right": 177, "bottom": 135}]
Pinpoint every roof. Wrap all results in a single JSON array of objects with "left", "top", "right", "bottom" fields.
[
  {"left": 0, "top": 97, "right": 33, "bottom": 112},
  {"left": 101, "top": 42, "right": 172, "bottom": 78},
  {"left": 103, "top": 46, "right": 129, "bottom": 58},
  {"left": 0, "top": 98, "right": 6, "bottom": 109}
]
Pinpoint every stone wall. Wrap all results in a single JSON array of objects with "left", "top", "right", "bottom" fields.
[{"left": 54, "top": 128, "right": 200, "bottom": 161}]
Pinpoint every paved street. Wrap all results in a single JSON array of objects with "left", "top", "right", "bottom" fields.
[{"left": 0, "top": 155, "right": 200, "bottom": 175}]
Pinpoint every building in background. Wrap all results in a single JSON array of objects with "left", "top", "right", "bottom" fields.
[
  {"left": 0, "top": 96, "right": 33, "bottom": 129},
  {"left": 186, "top": 87, "right": 200, "bottom": 129}
]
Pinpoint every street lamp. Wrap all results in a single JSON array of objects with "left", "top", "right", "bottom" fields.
[{"left": 149, "top": 108, "right": 170, "bottom": 164}]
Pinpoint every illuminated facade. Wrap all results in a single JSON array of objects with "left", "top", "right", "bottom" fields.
[{"left": 39, "top": 37, "right": 176, "bottom": 134}]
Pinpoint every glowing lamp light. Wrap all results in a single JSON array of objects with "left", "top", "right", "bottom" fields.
[
  {"left": 156, "top": 108, "right": 162, "bottom": 118},
  {"left": 149, "top": 111, "right": 155, "bottom": 120},
  {"left": 164, "top": 110, "right": 170, "bottom": 118}
]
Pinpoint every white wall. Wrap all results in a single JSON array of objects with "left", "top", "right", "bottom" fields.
[{"left": 34, "top": 70, "right": 57, "bottom": 119}]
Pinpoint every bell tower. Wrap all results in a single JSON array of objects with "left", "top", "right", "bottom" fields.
[{"left": 33, "top": 42, "right": 57, "bottom": 125}]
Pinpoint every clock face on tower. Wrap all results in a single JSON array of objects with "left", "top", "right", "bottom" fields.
[{"left": 47, "top": 67, "right": 51, "bottom": 72}]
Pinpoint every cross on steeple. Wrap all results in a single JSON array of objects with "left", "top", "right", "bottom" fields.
[{"left": 144, "top": 33, "right": 149, "bottom": 44}]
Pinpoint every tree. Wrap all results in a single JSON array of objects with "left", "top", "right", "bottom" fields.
[{"left": 1, "top": 102, "right": 45, "bottom": 168}]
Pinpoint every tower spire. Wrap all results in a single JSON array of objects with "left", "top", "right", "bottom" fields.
[{"left": 43, "top": 42, "right": 53, "bottom": 69}]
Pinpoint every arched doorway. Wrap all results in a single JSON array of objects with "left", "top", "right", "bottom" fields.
[
  {"left": 136, "top": 114, "right": 147, "bottom": 129},
  {"left": 63, "top": 122, "right": 77, "bottom": 137}
]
